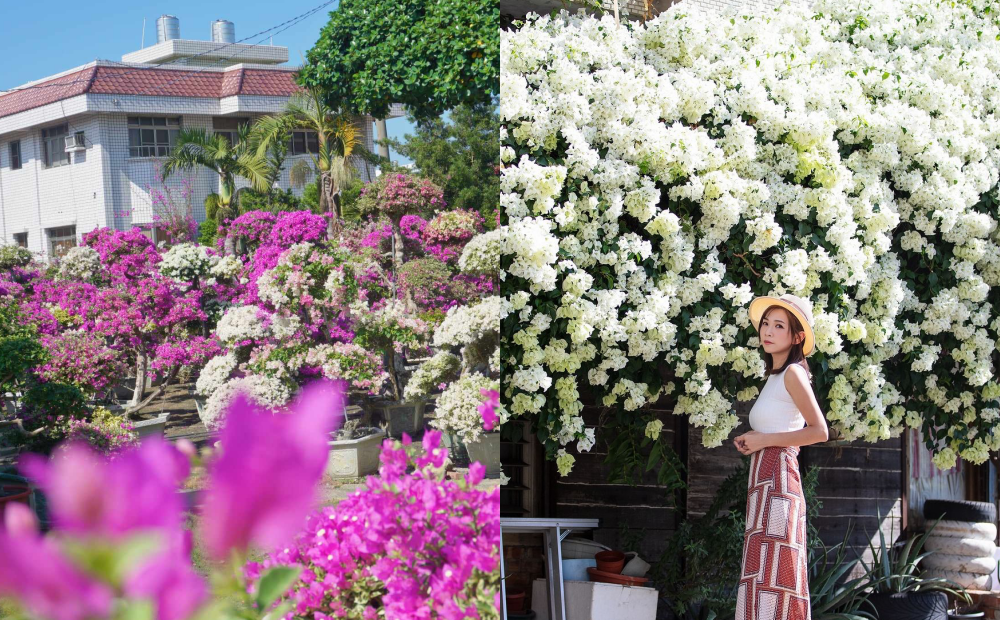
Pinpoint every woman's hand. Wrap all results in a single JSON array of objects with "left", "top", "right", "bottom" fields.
[{"left": 733, "top": 430, "right": 770, "bottom": 455}]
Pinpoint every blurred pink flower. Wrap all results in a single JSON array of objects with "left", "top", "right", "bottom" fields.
[
  {"left": 19, "top": 438, "right": 190, "bottom": 539},
  {"left": 0, "top": 530, "right": 113, "bottom": 620},
  {"left": 478, "top": 388, "right": 500, "bottom": 431},
  {"left": 200, "top": 378, "right": 347, "bottom": 560},
  {"left": 124, "top": 530, "right": 208, "bottom": 620}
]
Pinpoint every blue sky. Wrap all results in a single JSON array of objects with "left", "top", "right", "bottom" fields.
[{"left": 0, "top": 0, "right": 415, "bottom": 164}]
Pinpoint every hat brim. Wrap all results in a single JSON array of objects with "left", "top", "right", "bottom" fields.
[{"left": 748, "top": 296, "right": 815, "bottom": 357}]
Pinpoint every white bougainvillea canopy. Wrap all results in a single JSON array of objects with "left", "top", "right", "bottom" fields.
[{"left": 500, "top": 0, "right": 1000, "bottom": 475}]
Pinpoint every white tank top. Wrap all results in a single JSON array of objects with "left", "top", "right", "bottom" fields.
[{"left": 748, "top": 366, "right": 807, "bottom": 434}]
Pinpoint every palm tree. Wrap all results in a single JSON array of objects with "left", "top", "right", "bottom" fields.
[
  {"left": 251, "top": 88, "right": 371, "bottom": 240},
  {"left": 163, "top": 124, "right": 272, "bottom": 254}
]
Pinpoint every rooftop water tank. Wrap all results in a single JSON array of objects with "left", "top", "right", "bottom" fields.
[
  {"left": 156, "top": 15, "right": 180, "bottom": 43},
  {"left": 211, "top": 20, "right": 235, "bottom": 44}
]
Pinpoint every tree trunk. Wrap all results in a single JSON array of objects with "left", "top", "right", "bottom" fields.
[
  {"left": 130, "top": 353, "right": 149, "bottom": 407},
  {"left": 323, "top": 173, "right": 341, "bottom": 240},
  {"left": 125, "top": 364, "right": 181, "bottom": 418},
  {"left": 386, "top": 349, "right": 401, "bottom": 401},
  {"left": 391, "top": 219, "right": 405, "bottom": 272},
  {"left": 224, "top": 233, "right": 236, "bottom": 257}
]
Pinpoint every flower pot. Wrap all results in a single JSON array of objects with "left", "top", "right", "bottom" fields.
[
  {"left": 864, "top": 592, "right": 949, "bottom": 620},
  {"left": 595, "top": 550, "right": 626, "bottom": 574},
  {"left": 464, "top": 432, "right": 500, "bottom": 478},
  {"left": 505, "top": 588, "right": 526, "bottom": 613},
  {"left": 132, "top": 413, "right": 170, "bottom": 441},
  {"left": 371, "top": 399, "right": 425, "bottom": 439},
  {"left": 441, "top": 432, "right": 470, "bottom": 468},
  {"left": 586, "top": 566, "right": 650, "bottom": 586},
  {"left": 326, "top": 428, "right": 386, "bottom": 479},
  {"left": 0, "top": 483, "right": 31, "bottom": 511}
]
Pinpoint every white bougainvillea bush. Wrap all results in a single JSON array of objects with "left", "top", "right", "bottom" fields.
[{"left": 500, "top": 0, "right": 1000, "bottom": 477}]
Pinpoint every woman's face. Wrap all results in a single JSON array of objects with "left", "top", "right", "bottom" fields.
[{"left": 759, "top": 308, "right": 803, "bottom": 354}]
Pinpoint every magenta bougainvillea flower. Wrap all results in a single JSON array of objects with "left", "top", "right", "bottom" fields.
[
  {"left": 19, "top": 438, "right": 190, "bottom": 539},
  {"left": 0, "top": 525, "right": 114, "bottom": 620},
  {"left": 200, "top": 378, "right": 347, "bottom": 560},
  {"left": 478, "top": 388, "right": 500, "bottom": 431},
  {"left": 244, "top": 429, "right": 501, "bottom": 619}
]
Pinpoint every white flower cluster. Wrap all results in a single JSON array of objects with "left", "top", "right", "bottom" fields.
[
  {"left": 404, "top": 351, "right": 462, "bottom": 402},
  {"left": 215, "top": 305, "right": 270, "bottom": 346},
  {"left": 458, "top": 228, "right": 503, "bottom": 275},
  {"left": 210, "top": 255, "right": 243, "bottom": 280},
  {"left": 200, "top": 374, "right": 293, "bottom": 432},
  {"left": 57, "top": 246, "right": 101, "bottom": 282},
  {"left": 502, "top": 0, "right": 1000, "bottom": 473},
  {"left": 195, "top": 352, "right": 239, "bottom": 397},
  {"left": 257, "top": 243, "right": 318, "bottom": 309},
  {"left": 430, "top": 373, "right": 503, "bottom": 443},
  {"left": 158, "top": 243, "right": 218, "bottom": 283},
  {"left": 433, "top": 296, "right": 503, "bottom": 349}
]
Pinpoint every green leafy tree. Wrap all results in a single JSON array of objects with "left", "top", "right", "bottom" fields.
[
  {"left": 252, "top": 89, "right": 368, "bottom": 239},
  {"left": 383, "top": 100, "right": 500, "bottom": 226},
  {"left": 298, "top": 0, "right": 499, "bottom": 123},
  {"left": 163, "top": 125, "right": 272, "bottom": 253}
]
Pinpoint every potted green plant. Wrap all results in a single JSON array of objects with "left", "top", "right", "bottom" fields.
[
  {"left": 326, "top": 419, "right": 387, "bottom": 479},
  {"left": 860, "top": 514, "right": 972, "bottom": 620},
  {"left": 809, "top": 522, "right": 874, "bottom": 620}
]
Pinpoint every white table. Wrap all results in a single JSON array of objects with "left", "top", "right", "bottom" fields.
[{"left": 500, "top": 517, "right": 600, "bottom": 620}]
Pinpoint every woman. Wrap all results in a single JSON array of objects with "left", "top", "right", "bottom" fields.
[{"left": 733, "top": 293, "right": 828, "bottom": 620}]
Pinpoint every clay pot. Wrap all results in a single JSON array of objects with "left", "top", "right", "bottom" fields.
[
  {"left": 0, "top": 484, "right": 30, "bottom": 509},
  {"left": 505, "top": 588, "right": 526, "bottom": 613},
  {"left": 586, "top": 566, "right": 651, "bottom": 586},
  {"left": 594, "top": 550, "right": 626, "bottom": 574}
]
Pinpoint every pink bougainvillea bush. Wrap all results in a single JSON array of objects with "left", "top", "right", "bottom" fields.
[
  {"left": 244, "top": 429, "right": 501, "bottom": 620},
  {"left": 0, "top": 379, "right": 351, "bottom": 620}
]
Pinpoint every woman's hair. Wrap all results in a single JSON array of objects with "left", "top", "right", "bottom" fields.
[{"left": 760, "top": 305, "right": 811, "bottom": 381}]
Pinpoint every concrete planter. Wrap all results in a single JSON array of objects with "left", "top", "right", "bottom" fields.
[
  {"left": 442, "top": 431, "right": 470, "bottom": 468},
  {"left": 326, "top": 428, "right": 386, "bottom": 479},
  {"left": 132, "top": 413, "right": 170, "bottom": 441},
  {"left": 464, "top": 432, "right": 501, "bottom": 478},
  {"left": 369, "top": 399, "right": 426, "bottom": 439}
]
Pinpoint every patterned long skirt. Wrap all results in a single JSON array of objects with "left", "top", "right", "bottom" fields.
[{"left": 736, "top": 445, "right": 811, "bottom": 620}]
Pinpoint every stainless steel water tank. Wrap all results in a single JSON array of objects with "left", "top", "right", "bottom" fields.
[
  {"left": 156, "top": 15, "right": 180, "bottom": 43},
  {"left": 211, "top": 20, "right": 235, "bottom": 44}
]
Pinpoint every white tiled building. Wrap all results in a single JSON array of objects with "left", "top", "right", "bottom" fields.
[{"left": 0, "top": 17, "right": 403, "bottom": 258}]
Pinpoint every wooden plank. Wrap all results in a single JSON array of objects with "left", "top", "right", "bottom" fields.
[
  {"left": 592, "top": 528, "right": 675, "bottom": 559},
  {"left": 685, "top": 403, "right": 750, "bottom": 517},
  {"left": 814, "top": 466, "right": 901, "bottom": 491},
  {"left": 555, "top": 482, "right": 678, "bottom": 508},
  {"left": 559, "top": 450, "right": 678, "bottom": 486}
]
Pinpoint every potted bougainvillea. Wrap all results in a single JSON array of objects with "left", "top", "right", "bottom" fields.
[
  {"left": 325, "top": 419, "right": 386, "bottom": 479},
  {"left": 245, "top": 427, "right": 501, "bottom": 618}
]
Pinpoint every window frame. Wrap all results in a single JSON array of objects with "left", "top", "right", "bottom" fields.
[
  {"left": 8, "top": 140, "right": 21, "bottom": 170},
  {"left": 289, "top": 130, "right": 320, "bottom": 155},
  {"left": 46, "top": 225, "right": 77, "bottom": 259},
  {"left": 42, "top": 124, "right": 69, "bottom": 169},
  {"left": 12, "top": 232, "right": 27, "bottom": 248},
  {"left": 127, "top": 116, "right": 181, "bottom": 158}
]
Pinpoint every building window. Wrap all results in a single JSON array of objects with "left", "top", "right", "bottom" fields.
[
  {"left": 9, "top": 141, "right": 21, "bottom": 170},
  {"left": 42, "top": 124, "right": 69, "bottom": 168},
  {"left": 12, "top": 232, "right": 27, "bottom": 248},
  {"left": 212, "top": 117, "right": 249, "bottom": 146},
  {"left": 128, "top": 116, "right": 180, "bottom": 157},
  {"left": 47, "top": 225, "right": 76, "bottom": 259},
  {"left": 289, "top": 130, "right": 319, "bottom": 155}
]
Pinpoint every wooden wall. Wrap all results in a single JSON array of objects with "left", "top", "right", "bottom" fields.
[
  {"left": 539, "top": 398, "right": 906, "bottom": 568},
  {"left": 550, "top": 397, "right": 681, "bottom": 559}
]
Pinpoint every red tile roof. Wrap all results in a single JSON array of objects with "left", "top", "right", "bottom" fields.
[{"left": 0, "top": 65, "right": 303, "bottom": 119}]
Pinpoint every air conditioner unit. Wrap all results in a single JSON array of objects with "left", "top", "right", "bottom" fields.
[{"left": 64, "top": 131, "right": 86, "bottom": 153}]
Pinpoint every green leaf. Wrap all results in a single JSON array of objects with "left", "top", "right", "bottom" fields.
[
  {"left": 256, "top": 566, "right": 302, "bottom": 611},
  {"left": 116, "top": 601, "right": 155, "bottom": 620}
]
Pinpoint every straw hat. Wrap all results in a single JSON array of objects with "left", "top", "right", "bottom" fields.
[{"left": 748, "top": 293, "right": 816, "bottom": 357}]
